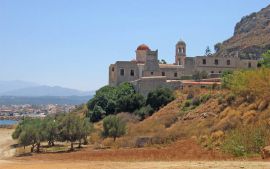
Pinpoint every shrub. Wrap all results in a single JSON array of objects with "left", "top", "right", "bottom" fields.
[
  {"left": 89, "top": 105, "right": 106, "bottom": 122},
  {"left": 134, "top": 105, "right": 154, "bottom": 120},
  {"left": 259, "top": 50, "right": 270, "bottom": 68},
  {"left": 221, "top": 124, "right": 270, "bottom": 156},
  {"left": 102, "top": 115, "right": 126, "bottom": 141},
  {"left": 200, "top": 93, "right": 211, "bottom": 103},
  {"left": 184, "top": 100, "right": 191, "bottom": 107},
  {"left": 146, "top": 88, "right": 175, "bottom": 110},
  {"left": 221, "top": 70, "right": 233, "bottom": 89},
  {"left": 186, "top": 92, "right": 194, "bottom": 100},
  {"left": 226, "top": 68, "right": 270, "bottom": 101},
  {"left": 87, "top": 82, "right": 143, "bottom": 116},
  {"left": 226, "top": 94, "right": 235, "bottom": 105},
  {"left": 116, "top": 93, "right": 145, "bottom": 113},
  {"left": 191, "top": 97, "right": 201, "bottom": 106}
]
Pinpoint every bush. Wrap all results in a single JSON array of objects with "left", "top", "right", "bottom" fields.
[
  {"left": 87, "top": 82, "right": 143, "bottom": 118},
  {"left": 226, "top": 94, "right": 235, "bottom": 105},
  {"left": 200, "top": 93, "right": 211, "bottom": 103},
  {"left": 89, "top": 105, "right": 106, "bottom": 122},
  {"left": 116, "top": 93, "right": 145, "bottom": 113},
  {"left": 102, "top": 115, "right": 126, "bottom": 141},
  {"left": 221, "top": 70, "right": 233, "bottom": 89},
  {"left": 221, "top": 124, "right": 270, "bottom": 156},
  {"left": 226, "top": 68, "right": 270, "bottom": 101},
  {"left": 186, "top": 92, "right": 194, "bottom": 100},
  {"left": 146, "top": 88, "right": 175, "bottom": 110},
  {"left": 134, "top": 105, "right": 154, "bottom": 120},
  {"left": 191, "top": 97, "right": 201, "bottom": 106},
  {"left": 184, "top": 100, "right": 191, "bottom": 107}
]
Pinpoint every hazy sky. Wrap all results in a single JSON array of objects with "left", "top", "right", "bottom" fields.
[{"left": 0, "top": 0, "right": 269, "bottom": 91}]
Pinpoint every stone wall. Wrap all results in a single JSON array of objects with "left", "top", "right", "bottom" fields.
[
  {"left": 109, "top": 61, "right": 139, "bottom": 86},
  {"left": 131, "top": 77, "right": 167, "bottom": 96}
]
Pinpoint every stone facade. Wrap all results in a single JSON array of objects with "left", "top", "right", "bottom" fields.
[{"left": 109, "top": 40, "right": 259, "bottom": 95}]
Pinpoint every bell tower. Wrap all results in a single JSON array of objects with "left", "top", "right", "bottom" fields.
[{"left": 175, "top": 40, "right": 186, "bottom": 66}]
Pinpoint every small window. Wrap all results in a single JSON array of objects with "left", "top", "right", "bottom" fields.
[
  {"left": 162, "top": 72, "right": 165, "bottom": 76},
  {"left": 174, "top": 72, "right": 177, "bottom": 77},
  {"left": 248, "top": 62, "right": 252, "bottom": 68},
  {"left": 219, "top": 71, "right": 222, "bottom": 74},
  {"left": 203, "top": 59, "right": 206, "bottom": 65},
  {"left": 120, "top": 69, "right": 125, "bottom": 76},
  {"left": 130, "top": 70, "right": 134, "bottom": 76},
  {"left": 151, "top": 72, "right": 154, "bottom": 75},
  {"left": 214, "top": 59, "right": 219, "bottom": 65},
  {"left": 227, "top": 60, "right": 230, "bottom": 65},
  {"left": 211, "top": 71, "right": 214, "bottom": 74},
  {"left": 112, "top": 67, "right": 115, "bottom": 72}
]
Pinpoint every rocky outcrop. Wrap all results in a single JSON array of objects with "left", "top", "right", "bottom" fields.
[{"left": 215, "top": 5, "right": 270, "bottom": 59}]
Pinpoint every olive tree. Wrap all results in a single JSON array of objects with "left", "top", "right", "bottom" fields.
[{"left": 102, "top": 115, "right": 126, "bottom": 141}]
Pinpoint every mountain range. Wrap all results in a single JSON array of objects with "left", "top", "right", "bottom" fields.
[{"left": 0, "top": 80, "right": 94, "bottom": 97}]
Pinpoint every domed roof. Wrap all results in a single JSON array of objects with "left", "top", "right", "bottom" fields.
[
  {"left": 137, "top": 44, "right": 150, "bottom": 51},
  {"left": 177, "top": 39, "right": 186, "bottom": 46}
]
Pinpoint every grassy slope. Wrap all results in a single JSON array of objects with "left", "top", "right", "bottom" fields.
[{"left": 99, "top": 88, "right": 270, "bottom": 155}]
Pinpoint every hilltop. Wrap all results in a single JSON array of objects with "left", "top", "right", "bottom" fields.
[{"left": 215, "top": 5, "right": 270, "bottom": 59}]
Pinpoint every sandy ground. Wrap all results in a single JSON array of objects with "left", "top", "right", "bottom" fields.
[
  {"left": 1, "top": 129, "right": 270, "bottom": 169},
  {"left": 0, "top": 128, "right": 15, "bottom": 159},
  {"left": 1, "top": 160, "right": 270, "bottom": 169}
]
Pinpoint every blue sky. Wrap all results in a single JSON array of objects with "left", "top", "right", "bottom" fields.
[{"left": 0, "top": 0, "right": 269, "bottom": 91}]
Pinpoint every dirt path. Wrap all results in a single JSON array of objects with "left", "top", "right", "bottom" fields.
[
  {"left": 0, "top": 129, "right": 15, "bottom": 159},
  {"left": 0, "top": 160, "right": 270, "bottom": 169}
]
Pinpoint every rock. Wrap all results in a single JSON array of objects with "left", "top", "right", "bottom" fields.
[
  {"left": 247, "top": 103, "right": 257, "bottom": 111},
  {"left": 211, "top": 130, "right": 224, "bottom": 141},
  {"left": 261, "top": 146, "right": 270, "bottom": 159},
  {"left": 258, "top": 100, "right": 268, "bottom": 111},
  {"left": 215, "top": 4, "right": 270, "bottom": 60},
  {"left": 200, "top": 112, "right": 217, "bottom": 119},
  {"left": 135, "top": 137, "right": 151, "bottom": 148}
]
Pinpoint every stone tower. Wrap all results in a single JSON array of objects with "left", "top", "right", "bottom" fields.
[{"left": 175, "top": 40, "right": 186, "bottom": 66}]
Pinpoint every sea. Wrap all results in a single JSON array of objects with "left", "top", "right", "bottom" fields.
[{"left": 0, "top": 120, "right": 18, "bottom": 125}]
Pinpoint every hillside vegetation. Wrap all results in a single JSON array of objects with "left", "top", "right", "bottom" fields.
[{"left": 88, "top": 51, "right": 270, "bottom": 157}]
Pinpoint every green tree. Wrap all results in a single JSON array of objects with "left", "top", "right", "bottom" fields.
[
  {"left": 146, "top": 88, "right": 175, "bottom": 110},
  {"left": 58, "top": 114, "right": 82, "bottom": 151},
  {"left": 192, "top": 71, "right": 208, "bottom": 81},
  {"left": 116, "top": 93, "right": 145, "bottom": 113},
  {"left": 259, "top": 50, "right": 270, "bottom": 68},
  {"left": 87, "top": 85, "right": 117, "bottom": 114},
  {"left": 13, "top": 118, "right": 46, "bottom": 152},
  {"left": 134, "top": 105, "right": 154, "bottom": 120},
  {"left": 205, "top": 46, "right": 212, "bottom": 56},
  {"left": 214, "top": 43, "right": 222, "bottom": 53},
  {"left": 77, "top": 118, "right": 93, "bottom": 148},
  {"left": 115, "top": 82, "right": 136, "bottom": 98},
  {"left": 221, "top": 70, "right": 233, "bottom": 89},
  {"left": 43, "top": 117, "right": 58, "bottom": 146},
  {"left": 102, "top": 115, "right": 126, "bottom": 141},
  {"left": 89, "top": 105, "right": 106, "bottom": 122},
  {"left": 159, "top": 59, "right": 167, "bottom": 64}
]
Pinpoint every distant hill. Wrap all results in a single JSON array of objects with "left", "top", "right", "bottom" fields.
[
  {"left": 0, "top": 80, "right": 38, "bottom": 94},
  {"left": 2, "top": 85, "right": 91, "bottom": 97},
  {"left": 215, "top": 4, "right": 270, "bottom": 59}
]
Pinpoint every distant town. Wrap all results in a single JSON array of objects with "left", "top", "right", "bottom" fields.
[{"left": 0, "top": 104, "right": 77, "bottom": 119}]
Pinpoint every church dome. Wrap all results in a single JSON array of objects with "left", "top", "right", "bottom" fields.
[
  {"left": 137, "top": 44, "right": 150, "bottom": 51},
  {"left": 177, "top": 40, "right": 186, "bottom": 46}
]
